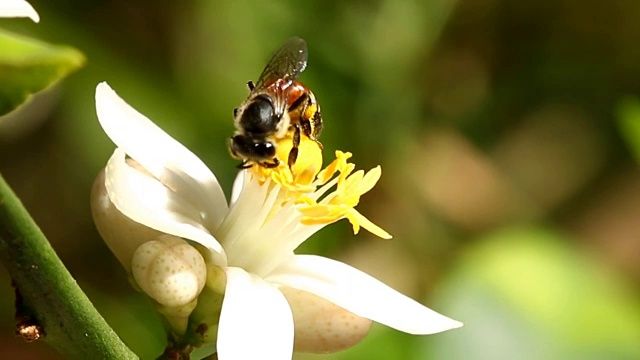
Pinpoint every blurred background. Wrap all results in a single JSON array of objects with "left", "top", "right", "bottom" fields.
[{"left": 1, "top": 0, "right": 640, "bottom": 359}]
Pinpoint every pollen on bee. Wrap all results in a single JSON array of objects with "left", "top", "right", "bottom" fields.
[
  {"left": 304, "top": 104, "right": 317, "bottom": 120},
  {"left": 249, "top": 134, "right": 323, "bottom": 191}
]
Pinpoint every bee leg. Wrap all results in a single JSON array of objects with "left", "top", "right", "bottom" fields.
[
  {"left": 247, "top": 81, "right": 255, "bottom": 91},
  {"left": 237, "top": 161, "right": 254, "bottom": 169},
  {"left": 233, "top": 107, "right": 239, "bottom": 117},
  {"left": 288, "top": 124, "right": 301, "bottom": 169},
  {"left": 300, "top": 116, "right": 313, "bottom": 138},
  {"left": 310, "top": 106, "right": 323, "bottom": 141},
  {"left": 295, "top": 95, "right": 316, "bottom": 140}
]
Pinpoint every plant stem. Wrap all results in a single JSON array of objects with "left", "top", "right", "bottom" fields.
[{"left": 0, "top": 173, "right": 138, "bottom": 359}]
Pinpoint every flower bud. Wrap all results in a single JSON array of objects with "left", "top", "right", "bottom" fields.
[
  {"left": 132, "top": 235, "right": 206, "bottom": 308},
  {"left": 281, "top": 287, "right": 372, "bottom": 353},
  {"left": 91, "top": 168, "right": 163, "bottom": 272}
]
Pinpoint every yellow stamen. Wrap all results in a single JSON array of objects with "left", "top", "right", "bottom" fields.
[
  {"left": 316, "top": 151, "right": 352, "bottom": 184},
  {"left": 249, "top": 133, "right": 391, "bottom": 239},
  {"left": 346, "top": 210, "right": 392, "bottom": 239},
  {"left": 299, "top": 163, "right": 391, "bottom": 239},
  {"left": 249, "top": 134, "right": 323, "bottom": 195}
]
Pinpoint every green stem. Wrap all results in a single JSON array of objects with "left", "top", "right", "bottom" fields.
[{"left": 0, "top": 173, "right": 138, "bottom": 359}]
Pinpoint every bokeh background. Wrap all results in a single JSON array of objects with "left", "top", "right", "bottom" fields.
[{"left": 2, "top": 0, "right": 640, "bottom": 359}]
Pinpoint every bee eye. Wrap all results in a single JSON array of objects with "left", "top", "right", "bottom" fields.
[{"left": 253, "top": 141, "right": 275, "bottom": 157}]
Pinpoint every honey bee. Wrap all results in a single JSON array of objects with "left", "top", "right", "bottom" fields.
[{"left": 229, "top": 37, "right": 323, "bottom": 169}]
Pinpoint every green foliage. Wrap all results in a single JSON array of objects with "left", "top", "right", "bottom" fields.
[
  {"left": 618, "top": 97, "right": 640, "bottom": 163},
  {"left": 0, "top": 29, "right": 84, "bottom": 116},
  {"left": 426, "top": 227, "right": 640, "bottom": 360}
]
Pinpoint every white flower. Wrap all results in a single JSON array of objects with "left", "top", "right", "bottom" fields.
[
  {"left": 92, "top": 82, "right": 462, "bottom": 359},
  {"left": 0, "top": 0, "right": 39, "bottom": 22}
]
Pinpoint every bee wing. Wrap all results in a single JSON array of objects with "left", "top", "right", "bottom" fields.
[{"left": 254, "top": 37, "right": 308, "bottom": 90}]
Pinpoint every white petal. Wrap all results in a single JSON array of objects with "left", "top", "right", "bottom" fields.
[
  {"left": 215, "top": 172, "right": 271, "bottom": 254},
  {"left": 229, "top": 170, "right": 244, "bottom": 207},
  {"left": 91, "top": 168, "right": 164, "bottom": 272},
  {"left": 95, "top": 82, "right": 228, "bottom": 231},
  {"left": 0, "top": 0, "right": 39, "bottom": 22},
  {"left": 218, "top": 267, "right": 294, "bottom": 360},
  {"left": 266, "top": 255, "right": 463, "bottom": 335},
  {"left": 219, "top": 173, "right": 316, "bottom": 276},
  {"left": 105, "top": 148, "right": 227, "bottom": 266}
]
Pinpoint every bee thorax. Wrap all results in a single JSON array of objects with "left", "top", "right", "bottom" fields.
[{"left": 238, "top": 96, "right": 277, "bottom": 135}]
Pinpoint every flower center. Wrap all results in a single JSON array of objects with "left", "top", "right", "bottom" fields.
[{"left": 248, "top": 135, "right": 392, "bottom": 240}]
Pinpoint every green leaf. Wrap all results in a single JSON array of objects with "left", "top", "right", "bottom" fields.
[
  {"left": 423, "top": 227, "right": 640, "bottom": 360},
  {"left": 617, "top": 97, "right": 640, "bottom": 163},
  {"left": 0, "top": 29, "right": 85, "bottom": 116}
]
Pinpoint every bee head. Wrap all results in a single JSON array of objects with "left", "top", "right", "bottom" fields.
[{"left": 228, "top": 135, "right": 276, "bottom": 163}]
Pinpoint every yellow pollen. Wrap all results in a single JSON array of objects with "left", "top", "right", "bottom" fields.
[
  {"left": 248, "top": 134, "right": 391, "bottom": 239},
  {"left": 304, "top": 104, "right": 317, "bottom": 121},
  {"left": 250, "top": 134, "right": 323, "bottom": 194}
]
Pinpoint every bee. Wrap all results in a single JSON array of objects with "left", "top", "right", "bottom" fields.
[{"left": 229, "top": 37, "right": 323, "bottom": 169}]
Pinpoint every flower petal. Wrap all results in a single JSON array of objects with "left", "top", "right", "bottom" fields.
[
  {"left": 105, "top": 148, "right": 227, "bottom": 266},
  {"left": 91, "top": 168, "right": 164, "bottom": 272},
  {"left": 267, "top": 255, "right": 463, "bottom": 335},
  {"left": 229, "top": 170, "right": 244, "bottom": 207},
  {"left": 0, "top": 0, "right": 39, "bottom": 22},
  {"left": 218, "top": 267, "right": 294, "bottom": 360},
  {"left": 95, "top": 82, "right": 228, "bottom": 231}
]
